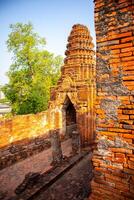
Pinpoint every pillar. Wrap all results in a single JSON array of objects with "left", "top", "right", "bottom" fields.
[{"left": 50, "top": 130, "right": 63, "bottom": 164}]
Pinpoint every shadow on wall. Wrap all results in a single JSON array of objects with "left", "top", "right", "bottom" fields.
[
  {"left": 0, "top": 111, "right": 51, "bottom": 170},
  {"left": 0, "top": 132, "right": 51, "bottom": 170}
]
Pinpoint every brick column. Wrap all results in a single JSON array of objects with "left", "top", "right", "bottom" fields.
[
  {"left": 90, "top": 0, "right": 134, "bottom": 199},
  {"left": 50, "top": 130, "right": 63, "bottom": 164},
  {"left": 72, "top": 130, "right": 81, "bottom": 154}
]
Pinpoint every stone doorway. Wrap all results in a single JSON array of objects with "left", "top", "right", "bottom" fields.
[{"left": 62, "top": 96, "right": 77, "bottom": 137}]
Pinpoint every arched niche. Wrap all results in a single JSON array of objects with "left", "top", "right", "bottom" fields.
[{"left": 62, "top": 95, "right": 77, "bottom": 137}]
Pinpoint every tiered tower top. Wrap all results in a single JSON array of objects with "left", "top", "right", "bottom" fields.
[{"left": 64, "top": 24, "right": 94, "bottom": 65}]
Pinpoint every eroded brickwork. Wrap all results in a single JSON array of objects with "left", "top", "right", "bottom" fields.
[
  {"left": 0, "top": 112, "right": 49, "bottom": 148},
  {"left": 0, "top": 24, "right": 96, "bottom": 169},
  {"left": 90, "top": 0, "right": 134, "bottom": 199},
  {"left": 0, "top": 112, "right": 51, "bottom": 169},
  {"left": 49, "top": 24, "right": 96, "bottom": 146}
]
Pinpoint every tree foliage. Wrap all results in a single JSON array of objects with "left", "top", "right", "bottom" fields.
[{"left": 3, "top": 23, "right": 63, "bottom": 114}]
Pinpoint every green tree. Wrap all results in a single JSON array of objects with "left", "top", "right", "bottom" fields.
[{"left": 3, "top": 23, "right": 63, "bottom": 114}]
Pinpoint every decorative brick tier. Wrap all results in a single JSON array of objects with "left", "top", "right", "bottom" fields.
[
  {"left": 90, "top": 0, "right": 134, "bottom": 199},
  {"left": 49, "top": 24, "right": 96, "bottom": 146}
]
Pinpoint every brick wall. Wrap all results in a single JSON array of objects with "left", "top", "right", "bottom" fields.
[
  {"left": 0, "top": 90, "right": 84, "bottom": 170},
  {"left": 90, "top": 0, "right": 134, "bottom": 199},
  {"left": 0, "top": 112, "right": 51, "bottom": 169},
  {"left": 0, "top": 112, "right": 50, "bottom": 148}
]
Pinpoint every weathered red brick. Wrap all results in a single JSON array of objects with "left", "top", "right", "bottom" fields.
[
  {"left": 110, "top": 148, "right": 132, "bottom": 154},
  {"left": 119, "top": 51, "right": 133, "bottom": 57},
  {"left": 122, "top": 134, "right": 134, "bottom": 139},
  {"left": 121, "top": 36, "right": 134, "bottom": 43},
  {"left": 122, "top": 56, "right": 134, "bottom": 61},
  {"left": 128, "top": 160, "right": 134, "bottom": 169},
  {"left": 110, "top": 43, "right": 133, "bottom": 49},
  {"left": 122, "top": 110, "right": 134, "bottom": 115},
  {"left": 121, "top": 46, "right": 134, "bottom": 53},
  {"left": 91, "top": 1, "right": 134, "bottom": 200}
]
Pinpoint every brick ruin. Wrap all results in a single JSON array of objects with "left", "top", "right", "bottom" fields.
[
  {"left": 0, "top": 24, "right": 95, "bottom": 170},
  {"left": 90, "top": 0, "right": 134, "bottom": 199},
  {"left": 0, "top": 0, "right": 134, "bottom": 199},
  {"left": 49, "top": 24, "right": 96, "bottom": 146}
]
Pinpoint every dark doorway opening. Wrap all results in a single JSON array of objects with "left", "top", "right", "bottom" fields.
[
  {"left": 66, "top": 98, "right": 76, "bottom": 126},
  {"left": 62, "top": 96, "right": 77, "bottom": 137}
]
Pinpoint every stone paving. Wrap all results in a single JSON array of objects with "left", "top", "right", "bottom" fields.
[
  {"left": 32, "top": 154, "right": 92, "bottom": 200},
  {"left": 0, "top": 139, "right": 72, "bottom": 199}
]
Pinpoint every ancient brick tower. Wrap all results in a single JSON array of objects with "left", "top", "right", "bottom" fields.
[
  {"left": 49, "top": 24, "right": 95, "bottom": 146},
  {"left": 90, "top": 0, "right": 134, "bottom": 199}
]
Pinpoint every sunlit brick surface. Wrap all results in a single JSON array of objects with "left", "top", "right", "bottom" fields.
[{"left": 89, "top": 0, "right": 134, "bottom": 199}]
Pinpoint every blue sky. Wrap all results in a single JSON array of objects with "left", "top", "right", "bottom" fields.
[{"left": 0, "top": 0, "right": 95, "bottom": 85}]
